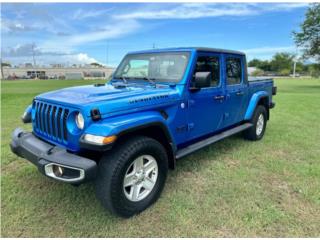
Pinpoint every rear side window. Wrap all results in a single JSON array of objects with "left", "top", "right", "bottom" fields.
[
  {"left": 226, "top": 57, "right": 242, "bottom": 85},
  {"left": 195, "top": 56, "right": 220, "bottom": 87}
]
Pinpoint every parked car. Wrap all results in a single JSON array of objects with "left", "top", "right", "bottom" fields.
[{"left": 10, "top": 47, "right": 277, "bottom": 217}]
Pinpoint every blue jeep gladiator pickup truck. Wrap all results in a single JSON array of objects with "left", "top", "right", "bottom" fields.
[{"left": 10, "top": 47, "right": 276, "bottom": 217}]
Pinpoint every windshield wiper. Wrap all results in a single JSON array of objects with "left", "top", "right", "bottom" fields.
[
  {"left": 111, "top": 76, "right": 128, "bottom": 85},
  {"left": 142, "top": 77, "right": 157, "bottom": 87},
  {"left": 114, "top": 76, "right": 157, "bottom": 87},
  {"left": 119, "top": 76, "right": 128, "bottom": 84}
]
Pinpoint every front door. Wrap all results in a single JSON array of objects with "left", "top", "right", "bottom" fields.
[{"left": 187, "top": 52, "right": 226, "bottom": 141}]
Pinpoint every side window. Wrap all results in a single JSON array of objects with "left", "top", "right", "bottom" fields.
[
  {"left": 195, "top": 56, "right": 220, "bottom": 87},
  {"left": 226, "top": 57, "right": 242, "bottom": 85}
]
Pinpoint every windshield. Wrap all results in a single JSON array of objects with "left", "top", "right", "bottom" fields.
[{"left": 113, "top": 52, "right": 190, "bottom": 83}]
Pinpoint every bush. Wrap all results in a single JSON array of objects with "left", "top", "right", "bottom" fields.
[
  {"left": 311, "top": 71, "right": 320, "bottom": 78},
  {"left": 279, "top": 69, "right": 291, "bottom": 76},
  {"left": 308, "top": 64, "right": 320, "bottom": 78},
  {"left": 251, "top": 69, "right": 264, "bottom": 76}
]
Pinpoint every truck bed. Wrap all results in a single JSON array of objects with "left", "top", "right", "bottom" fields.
[
  {"left": 248, "top": 77, "right": 273, "bottom": 82},
  {"left": 247, "top": 77, "right": 274, "bottom": 104}
]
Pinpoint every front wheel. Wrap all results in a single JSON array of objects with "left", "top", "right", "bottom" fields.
[
  {"left": 244, "top": 105, "right": 267, "bottom": 141},
  {"left": 95, "top": 136, "right": 168, "bottom": 218}
]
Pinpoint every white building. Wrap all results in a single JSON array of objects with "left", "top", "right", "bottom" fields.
[
  {"left": 247, "top": 67, "right": 258, "bottom": 76},
  {"left": 1, "top": 66, "right": 114, "bottom": 80}
]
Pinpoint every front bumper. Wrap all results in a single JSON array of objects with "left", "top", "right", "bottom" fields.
[{"left": 10, "top": 128, "right": 97, "bottom": 184}]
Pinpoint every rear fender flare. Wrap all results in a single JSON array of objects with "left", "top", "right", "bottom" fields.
[{"left": 244, "top": 91, "right": 269, "bottom": 120}]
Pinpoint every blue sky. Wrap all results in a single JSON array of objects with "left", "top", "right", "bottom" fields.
[{"left": 1, "top": 3, "right": 309, "bottom": 67}]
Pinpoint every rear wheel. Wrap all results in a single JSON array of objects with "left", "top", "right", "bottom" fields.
[
  {"left": 95, "top": 135, "right": 168, "bottom": 218},
  {"left": 244, "top": 105, "right": 267, "bottom": 141}
]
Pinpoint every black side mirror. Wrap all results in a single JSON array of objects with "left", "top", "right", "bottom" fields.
[{"left": 190, "top": 72, "right": 211, "bottom": 91}]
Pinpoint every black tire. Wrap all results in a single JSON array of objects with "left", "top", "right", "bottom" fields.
[
  {"left": 95, "top": 135, "right": 168, "bottom": 218},
  {"left": 243, "top": 105, "right": 267, "bottom": 141}
]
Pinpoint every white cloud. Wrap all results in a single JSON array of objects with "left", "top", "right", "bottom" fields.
[
  {"left": 2, "top": 44, "right": 101, "bottom": 66},
  {"left": 68, "top": 20, "right": 140, "bottom": 45},
  {"left": 2, "top": 12, "right": 141, "bottom": 66},
  {"left": 72, "top": 8, "right": 112, "bottom": 20},
  {"left": 115, "top": 3, "right": 309, "bottom": 20},
  {"left": 116, "top": 4, "right": 254, "bottom": 20},
  {"left": 73, "top": 53, "right": 98, "bottom": 63},
  {"left": 40, "top": 19, "right": 141, "bottom": 52},
  {"left": 2, "top": 43, "right": 67, "bottom": 57},
  {"left": 242, "top": 46, "right": 297, "bottom": 55},
  {"left": 1, "top": 19, "right": 36, "bottom": 33},
  {"left": 1, "top": 3, "right": 310, "bottom": 66},
  {"left": 265, "top": 3, "right": 309, "bottom": 11},
  {"left": 242, "top": 45, "right": 301, "bottom": 60},
  {"left": 3, "top": 53, "right": 100, "bottom": 66},
  {"left": 1, "top": 12, "right": 74, "bottom": 35}
]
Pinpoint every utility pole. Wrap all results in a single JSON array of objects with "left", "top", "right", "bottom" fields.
[
  {"left": 152, "top": 43, "right": 156, "bottom": 49},
  {"left": 106, "top": 41, "right": 109, "bottom": 67},
  {"left": 0, "top": 58, "right": 4, "bottom": 80},
  {"left": 31, "top": 43, "right": 36, "bottom": 67},
  {"left": 31, "top": 43, "right": 37, "bottom": 79},
  {"left": 293, "top": 60, "right": 297, "bottom": 78},
  {"left": 292, "top": 47, "right": 299, "bottom": 78}
]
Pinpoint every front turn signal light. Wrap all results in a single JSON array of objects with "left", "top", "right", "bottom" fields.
[
  {"left": 83, "top": 134, "right": 117, "bottom": 145},
  {"left": 102, "top": 135, "right": 117, "bottom": 144}
]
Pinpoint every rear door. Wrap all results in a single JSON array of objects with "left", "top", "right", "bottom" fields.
[
  {"left": 186, "top": 52, "right": 226, "bottom": 141},
  {"left": 222, "top": 55, "right": 248, "bottom": 128}
]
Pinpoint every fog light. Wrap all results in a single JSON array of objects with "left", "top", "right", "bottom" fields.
[
  {"left": 44, "top": 163, "right": 85, "bottom": 182},
  {"left": 52, "top": 165, "right": 64, "bottom": 177}
]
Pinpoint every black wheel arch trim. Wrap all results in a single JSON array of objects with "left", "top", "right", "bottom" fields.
[{"left": 79, "top": 121, "right": 177, "bottom": 169}]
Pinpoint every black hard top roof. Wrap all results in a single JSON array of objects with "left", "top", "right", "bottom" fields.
[{"left": 129, "top": 47, "right": 245, "bottom": 56}]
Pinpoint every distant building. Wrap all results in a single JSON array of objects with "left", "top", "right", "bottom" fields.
[
  {"left": 50, "top": 64, "right": 65, "bottom": 68},
  {"left": 248, "top": 67, "right": 258, "bottom": 76},
  {"left": 1, "top": 66, "right": 114, "bottom": 80},
  {"left": 25, "top": 63, "right": 33, "bottom": 68},
  {"left": 65, "top": 72, "right": 83, "bottom": 80}
]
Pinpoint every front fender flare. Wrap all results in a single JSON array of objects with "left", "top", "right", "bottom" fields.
[
  {"left": 83, "top": 111, "right": 175, "bottom": 147},
  {"left": 244, "top": 91, "right": 269, "bottom": 120}
]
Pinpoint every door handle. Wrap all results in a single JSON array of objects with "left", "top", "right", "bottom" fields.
[
  {"left": 236, "top": 91, "right": 244, "bottom": 96},
  {"left": 214, "top": 95, "right": 225, "bottom": 100}
]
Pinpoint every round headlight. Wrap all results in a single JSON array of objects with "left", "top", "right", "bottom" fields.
[{"left": 75, "top": 112, "right": 84, "bottom": 129}]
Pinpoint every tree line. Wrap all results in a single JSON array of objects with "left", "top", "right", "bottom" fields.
[
  {"left": 250, "top": 3, "right": 319, "bottom": 77},
  {"left": 248, "top": 53, "right": 320, "bottom": 77}
]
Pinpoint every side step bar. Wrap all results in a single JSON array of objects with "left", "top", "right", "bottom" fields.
[{"left": 175, "top": 123, "right": 253, "bottom": 159}]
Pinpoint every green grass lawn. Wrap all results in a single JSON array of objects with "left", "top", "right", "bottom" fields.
[{"left": 1, "top": 78, "right": 320, "bottom": 237}]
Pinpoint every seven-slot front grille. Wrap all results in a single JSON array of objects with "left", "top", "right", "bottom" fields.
[{"left": 34, "top": 101, "right": 70, "bottom": 142}]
